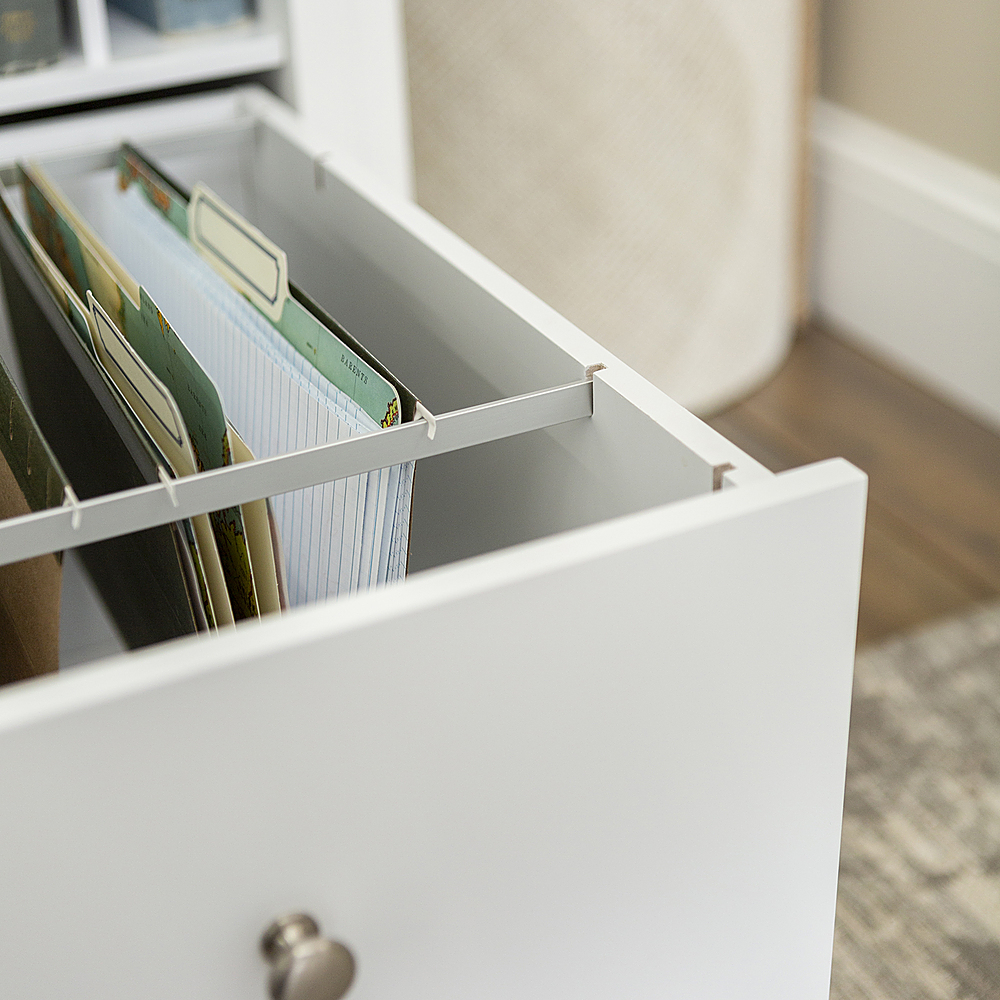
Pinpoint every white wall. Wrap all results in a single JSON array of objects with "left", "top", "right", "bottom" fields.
[
  {"left": 821, "top": 0, "right": 1000, "bottom": 176},
  {"left": 812, "top": 3, "right": 1000, "bottom": 430}
]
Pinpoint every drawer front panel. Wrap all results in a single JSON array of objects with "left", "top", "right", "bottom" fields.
[{"left": 0, "top": 461, "right": 865, "bottom": 999}]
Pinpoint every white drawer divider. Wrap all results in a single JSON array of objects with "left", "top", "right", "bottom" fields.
[{"left": 0, "top": 378, "right": 593, "bottom": 568}]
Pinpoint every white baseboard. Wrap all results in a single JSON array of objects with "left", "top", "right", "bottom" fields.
[{"left": 810, "top": 98, "right": 1000, "bottom": 430}]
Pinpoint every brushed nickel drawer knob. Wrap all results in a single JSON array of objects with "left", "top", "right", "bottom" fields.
[{"left": 261, "top": 913, "right": 356, "bottom": 1000}]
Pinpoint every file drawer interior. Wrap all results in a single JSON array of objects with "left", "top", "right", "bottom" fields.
[{"left": 4, "top": 86, "right": 770, "bottom": 644}]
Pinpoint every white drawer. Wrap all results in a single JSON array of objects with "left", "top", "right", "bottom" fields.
[{"left": 0, "top": 86, "right": 866, "bottom": 1000}]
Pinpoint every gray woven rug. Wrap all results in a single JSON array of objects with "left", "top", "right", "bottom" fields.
[{"left": 834, "top": 604, "right": 1000, "bottom": 999}]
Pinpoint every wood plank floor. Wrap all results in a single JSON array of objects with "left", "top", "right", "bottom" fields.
[{"left": 708, "top": 324, "right": 1000, "bottom": 647}]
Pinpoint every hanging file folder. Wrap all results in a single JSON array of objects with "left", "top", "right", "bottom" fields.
[
  {"left": 0, "top": 187, "right": 206, "bottom": 648},
  {"left": 0, "top": 136, "right": 420, "bottom": 649},
  {"left": 0, "top": 350, "right": 68, "bottom": 682}
]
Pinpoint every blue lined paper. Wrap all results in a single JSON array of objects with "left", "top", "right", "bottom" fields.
[{"left": 86, "top": 177, "right": 410, "bottom": 605}]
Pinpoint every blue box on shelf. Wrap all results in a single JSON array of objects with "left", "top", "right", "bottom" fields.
[{"left": 109, "top": 0, "right": 252, "bottom": 34}]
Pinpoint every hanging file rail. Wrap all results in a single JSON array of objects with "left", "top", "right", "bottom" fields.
[{"left": 0, "top": 379, "right": 594, "bottom": 568}]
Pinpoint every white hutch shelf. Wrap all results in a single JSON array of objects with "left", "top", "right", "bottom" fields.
[
  {"left": 0, "top": 0, "right": 411, "bottom": 196},
  {"left": 0, "top": 2, "right": 284, "bottom": 117}
]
